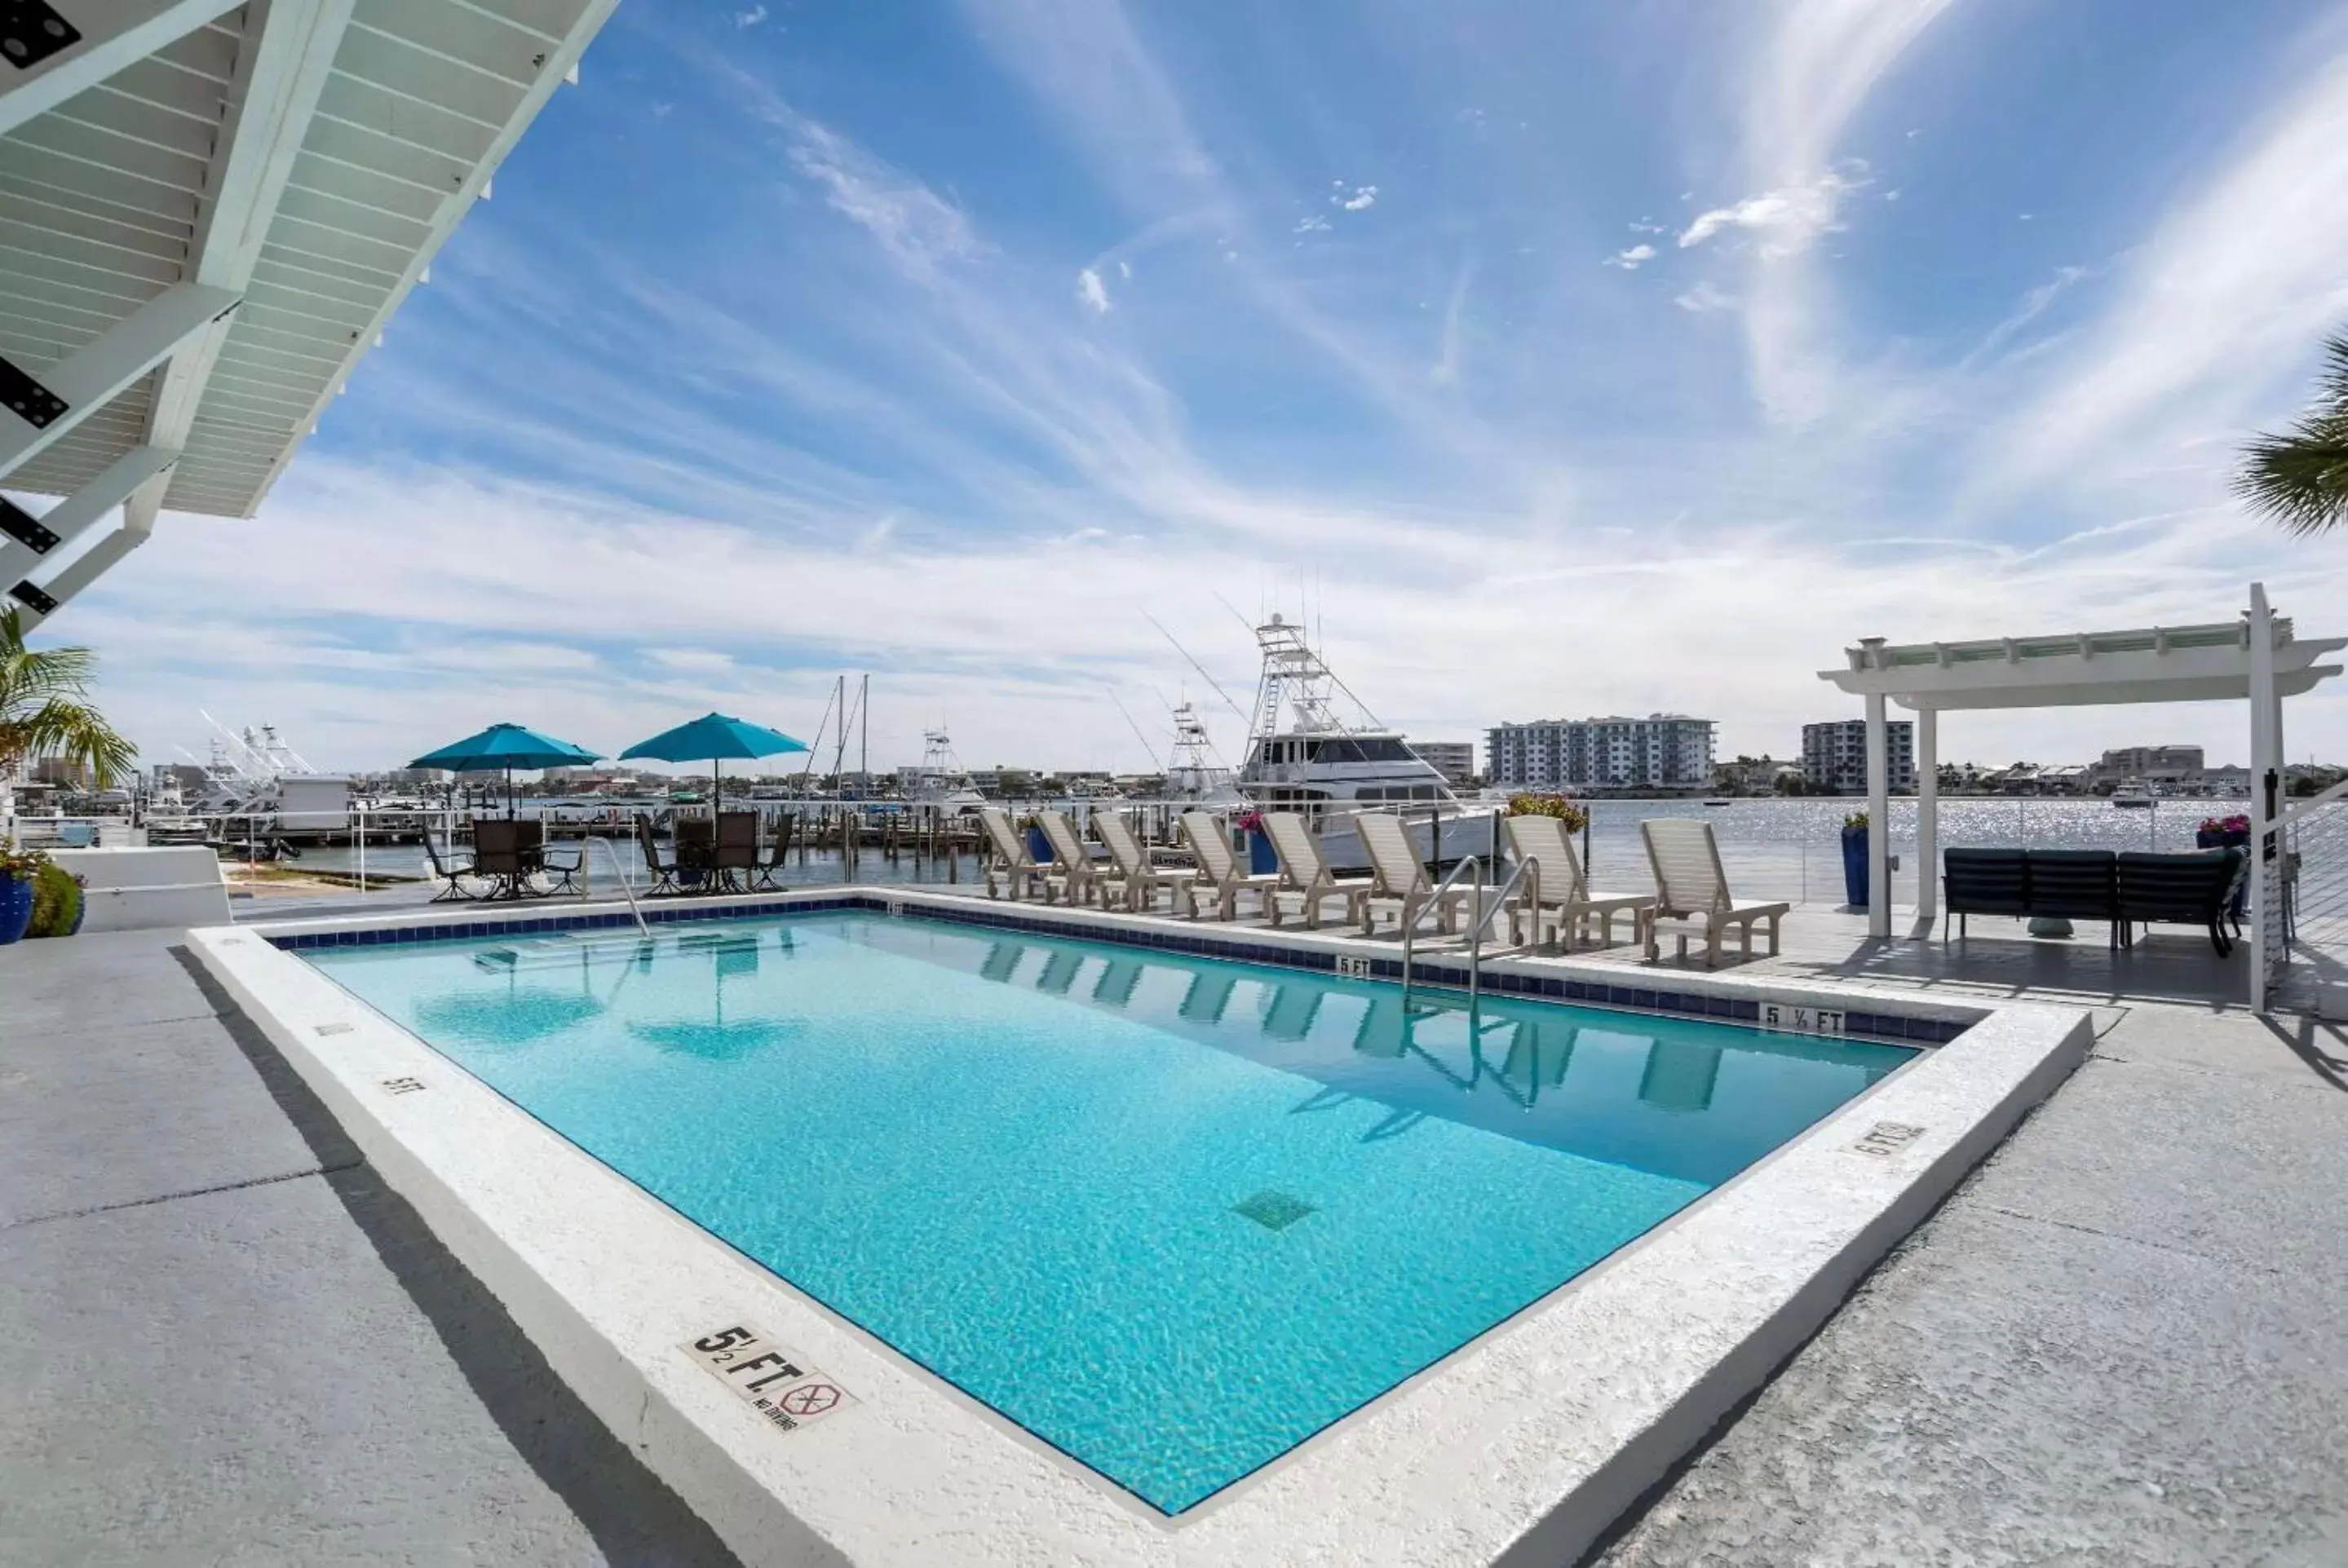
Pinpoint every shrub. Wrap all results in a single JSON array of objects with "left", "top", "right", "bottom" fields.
[
  {"left": 1507, "top": 793, "right": 1590, "bottom": 833},
  {"left": 28, "top": 860, "right": 82, "bottom": 938}
]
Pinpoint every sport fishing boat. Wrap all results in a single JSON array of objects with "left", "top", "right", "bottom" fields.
[
  {"left": 1162, "top": 700, "right": 1247, "bottom": 806},
  {"left": 1234, "top": 614, "right": 1493, "bottom": 869},
  {"left": 904, "top": 728, "right": 987, "bottom": 814}
]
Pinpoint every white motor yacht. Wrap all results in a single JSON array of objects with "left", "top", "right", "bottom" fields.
[{"left": 1234, "top": 615, "right": 1492, "bottom": 868}]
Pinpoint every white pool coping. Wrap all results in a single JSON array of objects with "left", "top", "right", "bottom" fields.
[{"left": 189, "top": 889, "right": 2092, "bottom": 1567}]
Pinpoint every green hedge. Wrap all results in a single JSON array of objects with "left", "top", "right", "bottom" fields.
[{"left": 28, "top": 861, "right": 82, "bottom": 938}]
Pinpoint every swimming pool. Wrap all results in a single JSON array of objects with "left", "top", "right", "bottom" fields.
[{"left": 303, "top": 910, "right": 1910, "bottom": 1514}]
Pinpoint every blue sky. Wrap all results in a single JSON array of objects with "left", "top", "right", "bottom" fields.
[{"left": 60, "top": 0, "right": 2348, "bottom": 773}]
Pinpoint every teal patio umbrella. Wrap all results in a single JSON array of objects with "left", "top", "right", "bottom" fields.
[
  {"left": 409, "top": 722, "right": 599, "bottom": 817},
  {"left": 619, "top": 712, "right": 808, "bottom": 811}
]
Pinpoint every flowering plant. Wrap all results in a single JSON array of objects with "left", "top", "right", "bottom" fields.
[
  {"left": 0, "top": 838, "right": 49, "bottom": 881},
  {"left": 1843, "top": 811, "right": 1868, "bottom": 830},
  {"left": 1233, "top": 809, "right": 1267, "bottom": 834},
  {"left": 2198, "top": 814, "right": 2251, "bottom": 836},
  {"left": 1507, "top": 793, "right": 1590, "bottom": 833}
]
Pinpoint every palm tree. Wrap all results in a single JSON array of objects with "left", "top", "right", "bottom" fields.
[
  {"left": 2236, "top": 332, "right": 2348, "bottom": 537},
  {"left": 0, "top": 608, "right": 137, "bottom": 789}
]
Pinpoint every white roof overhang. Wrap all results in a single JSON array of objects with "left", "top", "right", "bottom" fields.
[
  {"left": 1820, "top": 619, "right": 2347, "bottom": 712},
  {"left": 1, "top": 0, "right": 616, "bottom": 621}
]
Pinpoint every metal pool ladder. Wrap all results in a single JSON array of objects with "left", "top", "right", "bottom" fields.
[
  {"left": 584, "top": 834, "right": 652, "bottom": 937},
  {"left": 1399, "top": 853, "right": 1531, "bottom": 1015}
]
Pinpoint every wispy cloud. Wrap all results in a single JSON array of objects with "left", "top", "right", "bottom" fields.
[
  {"left": 732, "top": 5, "right": 767, "bottom": 27},
  {"left": 1674, "top": 280, "right": 1736, "bottom": 313},
  {"left": 1982, "top": 44, "right": 2348, "bottom": 497},
  {"left": 50, "top": 0, "right": 2348, "bottom": 775},
  {"left": 1677, "top": 167, "right": 1864, "bottom": 256},
  {"left": 1715, "top": 1, "right": 1957, "bottom": 426}
]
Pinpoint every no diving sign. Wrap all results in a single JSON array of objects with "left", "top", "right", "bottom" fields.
[{"left": 683, "top": 1323, "right": 857, "bottom": 1435}]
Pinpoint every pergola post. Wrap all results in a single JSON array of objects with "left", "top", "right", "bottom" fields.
[
  {"left": 2249, "top": 583, "right": 2280, "bottom": 1013},
  {"left": 1917, "top": 705, "right": 1939, "bottom": 921},
  {"left": 1865, "top": 691, "right": 1890, "bottom": 938}
]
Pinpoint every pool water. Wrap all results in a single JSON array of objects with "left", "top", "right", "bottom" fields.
[{"left": 305, "top": 912, "right": 1912, "bottom": 1514}]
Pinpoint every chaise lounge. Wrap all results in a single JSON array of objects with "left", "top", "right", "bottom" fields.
[{"left": 1640, "top": 817, "right": 1789, "bottom": 968}]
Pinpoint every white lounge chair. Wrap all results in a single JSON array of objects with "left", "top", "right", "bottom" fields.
[
  {"left": 1501, "top": 814, "right": 1655, "bottom": 951},
  {"left": 1179, "top": 811, "right": 1279, "bottom": 921},
  {"left": 1639, "top": 817, "right": 1789, "bottom": 968},
  {"left": 1095, "top": 812, "right": 1196, "bottom": 913},
  {"left": 1262, "top": 811, "right": 1371, "bottom": 930},
  {"left": 1354, "top": 811, "right": 1469, "bottom": 937},
  {"left": 978, "top": 807, "right": 1062, "bottom": 903},
  {"left": 1037, "top": 809, "right": 1112, "bottom": 907}
]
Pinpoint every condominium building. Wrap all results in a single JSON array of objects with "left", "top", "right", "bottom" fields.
[
  {"left": 1409, "top": 740, "right": 1476, "bottom": 787},
  {"left": 2090, "top": 745, "right": 2204, "bottom": 787},
  {"left": 1802, "top": 718, "right": 1916, "bottom": 794},
  {"left": 1485, "top": 715, "right": 1716, "bottom": 791}
]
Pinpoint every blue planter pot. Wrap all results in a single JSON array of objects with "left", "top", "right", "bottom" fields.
[
  {"left": 1246, "top": 828, "right": 1278, "bottom": 875},
  {"left": 0, "top": 874, "right": 33, "bottom": 946},
  {"left": 1024, "top": 825, "right": 1052, "bottom": 864},
  {"left": 1840, "top": 826, "right": 1868, "bottom": 908}
]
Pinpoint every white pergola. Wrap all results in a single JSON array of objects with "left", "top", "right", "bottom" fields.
[
  {"left": 1819, "top": 584, "right": 2346, "bottom": 1010},
  {"left": 1, "top": 0, "right": 616, "bottom": 625}
]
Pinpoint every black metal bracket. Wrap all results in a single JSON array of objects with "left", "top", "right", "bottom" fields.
[
  {"left": 0, "top": 497, "right": 58, "bottom": 554},
  {"left": 7, "top": 579, "right": 58, "bottom": 615},
  {"left": 0, "top": 352, "right": 68, "bottom": 428},
  {"left": 2, "top": 1, "right": 81, "bottom": 71}
]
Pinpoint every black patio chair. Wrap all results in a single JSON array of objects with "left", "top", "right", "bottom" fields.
[
  {"left": 1943, "top": 847, "right": 2028, "bottom": 939},
  {"left": 750, "top": 811, "right": 794, "bottom": 891},
  {"left": 472, "top": 819, "right": 533, "bottom": 901},
  {"left": 673, "top": 817, "right": 715, "bottom": 892},
  {"left": 2117, "top": 848, "right": 2245, "bottom": 956},
  {"left": 633, "top": 813, "right": 682, "bottom": 894},
  {"left": 419, "top": 827, "right": 480, "bottom": 902},
  {"left": 2023, "top": 849, "right": 2122, "bottom": 948},
  {"left": 714, "top": 811, "right": 758, "bottom": 892},
  {"left": 535, "top": 826, "right": 583, "bottom": 895}
]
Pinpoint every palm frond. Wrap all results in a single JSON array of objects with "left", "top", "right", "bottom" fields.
[
  {"left": 2236, "top": 331, "right": 2348, "bottom": 537},
  {"left": 1, "top": 698, "right": 139, "bottom": 788},
  {"left": 0, "top": 608, "right": 99, "bottom": 706}
]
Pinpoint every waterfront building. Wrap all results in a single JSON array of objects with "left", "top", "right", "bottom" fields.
[
  {"left": 2089, "top": 744, "right": 2204, "bottom": 788},
  {"left": 1802, "top": 718, "right": 1915, "bottom": 795},
  {"left": 1485, "top": 715, "right": 1716, "bottom": 791},
  {"left": 1410, "top": 741, "right": 1477, "bottom": 787}
]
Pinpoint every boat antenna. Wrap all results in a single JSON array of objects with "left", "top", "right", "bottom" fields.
[
  {"left": 1102, "top": 687, "right": 1161, "bottom": 770},
  {"left": 1143, "top": 612, "right": 1250, "bottom": 725},
  {"left": 795, "top": 682, "right": 838, "bottom": 795},
  {"left": 1209, "top": 591, "right": 1255, "bottom": 637}
]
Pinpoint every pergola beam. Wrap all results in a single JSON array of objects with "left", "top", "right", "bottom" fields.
[
  {"left": 0, "top": 440, "right": 175, "bottom": 583},
  {"left": 0, "top": 0, "right": 242, "bottom": 138},
  {"left": 9, "top": 502, "right": 154, "bottom": 630},
  {"left": 108, "top": 0, "right": 354, "bottom": 581},
  {"left": 0, "top": 280, "right": 241, "bottom": 478}
]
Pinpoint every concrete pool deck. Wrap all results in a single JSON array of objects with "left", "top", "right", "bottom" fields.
[{"left": 4, "top": 922, "right": 2344, "bottom": 1564}]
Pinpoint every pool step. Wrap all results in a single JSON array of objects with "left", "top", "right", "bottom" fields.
[{"left": 469, "top": 928, "right": 772, "bottom": 973}]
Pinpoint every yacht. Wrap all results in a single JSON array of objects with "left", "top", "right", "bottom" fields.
[
  {"left": 904, "top": 729, "right": 987, "bottom": 814},
  {"left": 1235, "top": 614, "right": 1492, "bottom": 868},
  {"left": 2110, "top": 784, "right": 2157, "bottom": 809},
  {"left": 1162, "top": 701, "right": 1247, "bottom": 806}
]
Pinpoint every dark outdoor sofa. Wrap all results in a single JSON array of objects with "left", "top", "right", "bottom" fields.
[{"left": 1943, "top": 846, "right": 2246, "bottom": 954}]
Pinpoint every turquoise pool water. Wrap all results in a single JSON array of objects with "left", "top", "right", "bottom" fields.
[{"left": 305, "top": 912, "right": 1912, "bottom": 1513}]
